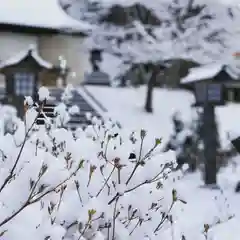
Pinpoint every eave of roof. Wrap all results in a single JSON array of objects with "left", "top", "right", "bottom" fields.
[
  {"left": 0, "top": 0, "right": 92, "bottom": 35},
  {"left": 0, "top": 46, "right": 53, "bottom": 69},
  {"left": 181, "top": 63, "right": 239, "bottom": 84}
]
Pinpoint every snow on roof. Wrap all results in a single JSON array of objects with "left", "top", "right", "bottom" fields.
[
  {"left": 0, "top": 0, "right": 91, "bottom": 33},
  {"left": 0, "top": 45, "right": 53, "bottom": 69},
  {"left": 181, "top": 63, "right": 239, "bottom": 84}
]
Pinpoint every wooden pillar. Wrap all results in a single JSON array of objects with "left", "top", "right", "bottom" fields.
[{"left": 202, "top": 104, "right": 218, "bottom": 185}]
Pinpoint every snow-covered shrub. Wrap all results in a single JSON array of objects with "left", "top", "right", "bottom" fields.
[
  {"left": 0, "top": 104, "right": 21, "bottom": 136},
  {"left": 49, "top": 85, "right": 80, "bottom": 129},
  {"left": 163, "top": 111, "right": 200, "bottom": 172},
  {"left": 164, "top": 109, "right": 228, "bottom": 173},
  {"left": 0, "top": 87, "right": 186, "bottom": 240}
]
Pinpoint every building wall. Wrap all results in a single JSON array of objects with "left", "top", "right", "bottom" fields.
[
  {"left": 38, "top": 34, "right": 90, "bottom": 85},
  {"left": 0, "top": 31, "right": 90, "bottom": 87},
  {"left": 0, "top": 31, "right": 38, "bottom": 86},
  {"left": 0, "top": 31, "right": 38, "bottom": 60}
]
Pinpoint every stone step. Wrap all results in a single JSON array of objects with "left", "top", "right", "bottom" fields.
[
  {"left": 0, "top": 87, "right": 104, "bottom": 130},
  {"left": 35, "top": 88, "right": 102, "bottom": 128},
  {"left": 83, "top": 71, "right": 110, "bottom": 86}
]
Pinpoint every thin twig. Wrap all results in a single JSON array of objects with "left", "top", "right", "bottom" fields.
[
  {"left": 154, "top": 202, "right": 174, "bottom": 233},
  {"left": 96, "top": 166, "right": 116, "bottom": 197},
  {"left": 30, "top": 166, "right": 80, "bottom": 204},
  {"left": 129, "top": 219, "right": 140, "bottom": 235},
  {"left": 74, "top": 181, "right": 83, "bottom": 207},
  {"left": 0, "top": 165, "right": 80, "bottom": 227},
  {"left": 112, "top": 196, "right": 119, "bottom": 240},
  {"left": 0, "top": 113, "right": 39, "bottom": 193},
  {"left": 125, "top": 165, "right": 167, "bottom": 193},
  {"left": 126, "top": 139, "right": 159, "bottom": 185},
  {"left": 78, "top": 220, "right": 90, "bottom": 240}
]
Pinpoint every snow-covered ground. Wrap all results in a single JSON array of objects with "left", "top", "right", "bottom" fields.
[
  {"left": 85, "top": 86, "right": 195, "bottom": 147},
  {"left": 85, "top": 86, "right": 240, "bottom": 150},
  {"left": 83, "top": 85, "right": 240, "bottom": 239}
]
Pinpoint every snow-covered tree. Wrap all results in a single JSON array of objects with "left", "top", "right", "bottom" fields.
[
  {"left": 61, "top": 0, "right": 240, "bottom": 112},
  {"left": 62, "top": 0, "right": 239, "bottom": 61},
  {"left": 163, "top": 111, "right": 201, "bottom": 172}
]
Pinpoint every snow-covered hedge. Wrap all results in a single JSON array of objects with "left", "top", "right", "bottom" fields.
[{"left": 0, "top": 87, "right": 188, "bottom": 240}]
